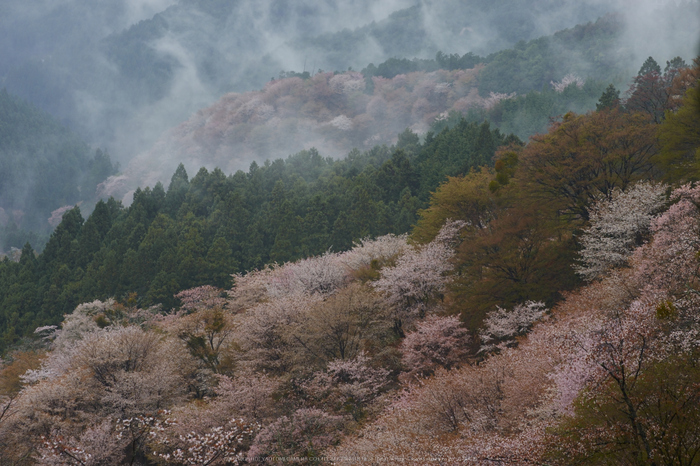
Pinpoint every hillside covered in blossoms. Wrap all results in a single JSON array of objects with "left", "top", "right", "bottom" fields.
[
  {"left": 0, "top": 48, "right": 699, "bottom": 463},
  {"left": 1, "top": 0, "right": 700, "bottom": 462}
]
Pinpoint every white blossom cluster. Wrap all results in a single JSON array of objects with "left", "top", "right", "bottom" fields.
[
  {"left": 374, "top": 220, "right": 465, "bottom": 320},
  {"left": 482, "top": 91, "right": 516, "bottom": 109},
  {"left": 329, "top": 72, "right": 365, "bottom": 94},
  {"left": 575, "top": 181, "right": 667, "bottom": 281},
  {"left": 479, "top": 301, "right": 548, "bottom": 353},
  {"left": 328, "top": 114, "right": 353, "bottom": 131},
  {"left": 550, "top": 73, "right": 585, "bottom": 92},
  {"left": 238, "top": 99, "right": 275, "bottom": 122},
  {"left": 339, "top": 233, "right": 409, "bottom": 270}
]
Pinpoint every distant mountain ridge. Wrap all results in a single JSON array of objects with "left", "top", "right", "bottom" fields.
[
  {"left": 1, "top": 0, "right": 626, "bottom": 163},
  {"left": 102, "top": 14, "right": 628, "bottom": 201}
]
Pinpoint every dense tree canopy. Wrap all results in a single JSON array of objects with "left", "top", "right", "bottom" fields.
[
  {"left": 0, "top": 120, "right": 513, "bottom": 351},
  {"left": 0, "top": 89, "right": 118, "bottom": 249},
  {"left": 2, "top": 53, "right": 700, "bottom": 465}
]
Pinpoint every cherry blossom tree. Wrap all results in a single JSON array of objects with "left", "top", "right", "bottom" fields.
[
  {"left": 289, "top": 284, "right": 390, "bottom": 367},
  {"left": 481, "top": 91, "right": 516, "bottom": 110},
  {"left": 575, "top": 181, "right": 667, "bottom": 281},
  {"left": 213, "top": 372, "right": 279, "bottom": 423},
  {"left": 302, "top": 352, "right": 391, "bottom": 420},
  {"left": 233, "top": 294, "right": 322, "bottom": 374},
  {"left": 550, "top": 74, "right": 584, "bottom": 93},
  {"left": 247, "top": 408, "right": 345, "bottom": 462},
  {"left": 38, "top": 419, "right": 126, "bottom": 466},
  {"left": 339, "top": 234, "right": 409, "bottom": 271},
  {"left": 3, "top": 320, "right": 198, "bottom": 462},
  {"left": 479, "top": 301, "right": 548, "bottom": 354},
  {"left": 146, "top": 410, "right": 259, "bottom": 466},
  {"left": 546, "top": 184, "right": 700, "bottom": 463},
  {"left": 631, "top": 183, "right": 700, "bottom": 293},
  {"left": 230, "top": 250, "right": 353, "bottom": 307},
  {"left": 373, "top": 220, "right": 465, "bottom": 336},
  {"left": 175, "top": 286, "right": 226, "bottom": 312},
  {"left": 400, "top": 315, "right": 471, "bottom": 381}
]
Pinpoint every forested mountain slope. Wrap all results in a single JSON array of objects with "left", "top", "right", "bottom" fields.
[
  {"left": 104, "top": 5, "right": 700, "bottom": 198},
  {"left": 0, "top": 0, "right": 609, "bottom": 162},
  {"left": 0, "top": 89, "right": 117, "bottom": 252},
  {"left": 4, "top": 0, "right": 695, "bottom": 168},
  {"left": 0, "top": 58, "right": 698, "bottom": 464},
  {"left": 0, "top": 119, "right": 513, "bottom": 351}
]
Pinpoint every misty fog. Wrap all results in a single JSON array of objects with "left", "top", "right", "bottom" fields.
[{"left": 1, "top": 0, "right": 699, "bottom": 234}]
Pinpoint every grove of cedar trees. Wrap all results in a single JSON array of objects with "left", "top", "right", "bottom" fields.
[
  {"left": 0, "top": 55, "right": 698, "bottom": 464},
  {"left": 0, "top": 117, "right": 511, "bottom": 350}
]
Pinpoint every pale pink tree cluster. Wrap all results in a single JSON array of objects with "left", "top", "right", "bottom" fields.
[
  {"left": 124, "top": 67, "right": 482, "bottom": 189},
  {"left": 39, "top": 409, "right": 258, "bottom": 466},
  {"left": 237, "top": 98, "right": 275, "bottom": 123},
  {"left": 481, "top": 91, "right": 517, "bottom": 110},
  {"left": 332, "top": 288, "right": 591, "bottom": 464},
  {"left": 328, "top": 114, "right": 353, "bottom": 131},
  {"left": 228, "top": 235, "right": 405, "bottom": 372},
  {"left": 158, "top": 287, "right": 238, "bottom": 376},
  {"left": 146, "top": 412, "right": 259, "bottom": 465},
  {"left": 329, "top": 72, "right": 365, "bottom": 95},
  {"left": 302, "top": 352, "right": 391, "bottom": 420},
  {"left": 175, "top": 285, "right": 226, "bottom": 312},
  {"left": 247, "top": 408, "right": 345, "bottom": 461},
  {"left": 233, "top": 283, "right": 390, "bottom": 376},
  {"left": 231, "top": 251, "right": 351, "bottom": 305},
  {"left": 267, "top": 252, "right": 350, "bottom": 297},
  {"left": 289, "top": 284, "right": 390, "bottom": 367},
  {"left": 95, "top": 175, "right": 129, "bottom": 202},
  {"left": 400, "top": 315, "right": 471, "bottom": 381},
  {"left": 38, "top": 420, "right": 125, "bottom": 466},
  {"left": 632, "top": 183, "right": 700, "bottom": 293},
  {"left": 3, "top": 320, "right": 199, "bottom": 462},
  {"left": 542, "top": 185, "right": 700, "bottom": 461},
  {"left": 338, "top": 233, "right": 408, "bottom": 271},
  {"left": 48, "top": 204, "right": 81, "bottom": 228},
  {"left": 549, "top": 296, "right": 653, "bottom": 416},
  {"left": 550, "top": 73, "right": 585, "bottom": 92},
  {"left": 479, "top": 301, "right": 548, "bottom": 354},
  {"left": 233, "top": 294, "right": 323, "bottom": 374},
  {"left": 213, "top": 372, "right": 279, "bottom": 423},
  {"left": 326, "top": 354, "right": 390, "bottom": 401},
  {"left": 332, "top": 193, "right": 700, "bottom": 462},
  {"left": 331, "top": 362, "right": 513, "bottom": 462},
  {"left": 373, "top": 220, "right": 465, "bottom": 334},
  {"left": 552, "top": 183, "right": 700, "bottom": 417},
  {"left": 22, "top": 299, "right": 143, "bottom": 385},
  {"left": 575, "top": 181, "right": 667, "bottom": 281}
]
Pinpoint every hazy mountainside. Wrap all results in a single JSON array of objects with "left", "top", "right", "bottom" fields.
[
  {"left": 289, "top": 0, "right": 615, "bottom": 71},
  {"left": 0, "top": 52, "right": 693, "bottom": 353},
  {"left": 0, "top": 0, "right": 696, "bottom": 245},
  {"left": 0, "top": 89, "right": 118, "bottom": 251},
  {"left": 105, "top": 15, "right": 624, "bottom": 198},
  {"left": 107, "top": 67, "right": 483, "bottom": 198},
  {"left": 2, "top": 0, "right": 677, "bottom": 166},
  {"left": 0, "top": 0, "right": 414, "bottom": 161},
  {"left": 0, "top": 59, "right": 698, "bottom": 465}
]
